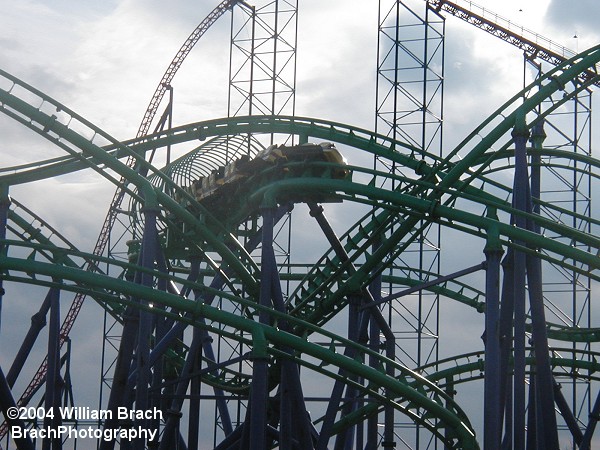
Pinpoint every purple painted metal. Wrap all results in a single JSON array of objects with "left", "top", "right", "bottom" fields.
[{"left": 483, "top": 217, "right": 503, "bottom": 450}]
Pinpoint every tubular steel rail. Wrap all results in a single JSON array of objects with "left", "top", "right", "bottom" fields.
[
  {"left": 0, "top": 1, "right": 240, "bottom": 425},
  {"left": 0, "top": 44, "right": 599, "bottom": 447}
]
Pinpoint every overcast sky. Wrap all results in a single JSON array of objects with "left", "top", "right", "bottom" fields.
[
  {"left": 0, "top": 0, "right": 599, "bottom": 447},
  {"left": 1, "top": 0, "right": 598, "bottom": 242}
]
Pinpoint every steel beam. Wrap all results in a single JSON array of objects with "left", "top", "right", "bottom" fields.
[
  {"left": 42, "top": 286, "right": 61, "bottom": 450},
  {"left": 483, "top": 218, "right": 503, "bottom": 450}
]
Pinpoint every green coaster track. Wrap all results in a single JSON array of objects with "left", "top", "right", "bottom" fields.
[{"left": 0, "top": 40, "right": 599, "bottom": 450}]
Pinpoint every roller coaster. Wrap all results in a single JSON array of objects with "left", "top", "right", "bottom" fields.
[{"left": 0, "top": 1, "right": 599, "bottom": 449}]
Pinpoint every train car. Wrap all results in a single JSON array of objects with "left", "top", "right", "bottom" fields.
[{"left": 184, "top": 142, "right": 349, "bottom": 205}]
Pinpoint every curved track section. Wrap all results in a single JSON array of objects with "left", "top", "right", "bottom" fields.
[
  {"left": 0, "top": 45, "right": 599, "bottom": 448},
  {"left": 0, "top": 1, "right": 242, "bottom": 428}
]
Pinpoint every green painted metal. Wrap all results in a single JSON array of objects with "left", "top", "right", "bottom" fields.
[
  {"left": 0, "top": 252, "right": 478, "bottom": 449},
  {"left": 0, "top": 44, "right": 599, "bottom": 448}
]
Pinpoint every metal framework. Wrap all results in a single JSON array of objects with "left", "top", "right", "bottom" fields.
[
  {"left": 524, "top": 55, "right": 594, "bottom": 448},
  {"left": 220, "top": 0, "right": 298, "bottom": 443},
  {"left": 0, "top": 3, "right": 599, "bottom": 450},
  {"left": 228, "top": 0, "right": 297, "bottom": 119},
  {"left": 376, "top": 1, "right": 445, "bottom": 446}
]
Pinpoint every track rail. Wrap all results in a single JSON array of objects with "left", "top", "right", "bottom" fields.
[{"left": 0, "top": 43, "right": 599, "bottom": 448}]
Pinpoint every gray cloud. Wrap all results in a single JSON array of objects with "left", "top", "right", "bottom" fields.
[
  {"left": 545, "top": 0, "right": 600, "bottom": 36},
  {"left": 1, "top": 0, "right": 598, "bottom": 447}
]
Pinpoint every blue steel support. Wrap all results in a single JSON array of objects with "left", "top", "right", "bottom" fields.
[
  {"left": 526, "top": 377, "right": 537, "bottom": 450},
  {"left": 0, "top": 366, "right": 35, "bottom": 450},
  {"left": 316, "top": 310, "right": 374, "bottom": 449},
  {"left": 499, "top": 251, "right": 514, "bottom": 450},
  {"left": 580, "top": 390, "right": 600, "bottom": 450},
  {"left": 483, "top": 214, "right": 503, "bottom": 450},
  {"left": 150, "top": 239, "right": 169, "bottom": 448},
  {"left": 268, "top": 252, "right": 314, "bottom": 448},
  {"left": 0, "top": 184, "right": 8, "bottom": 334},
  {"left": 444, "top": 376, "right": 456, "bottom": 450},
  {"left": 279, "top": 356, "right": 314, "bottom": 449},
  {"left": 123, "top": 260, "right": 144, "bottom": 450},
  {"left": 131, "top": 267, "right": 234, "bottom": 438},
  {"left": 367, "top": 242, "right": 382, "bottom": 450},
  {"left": 137, "top": 206, "right": 291, "bottom": 443},
  {"left": 157, "top": 330, "right": 202, "bottom": 450},
  {"left": 316, "top": 366, "right": 348, "bottom": 449},
  {"left": 143, "top": 205, "right": 289, "bottom": 367},
  {"left": 525, "top": 250, "right": 559, "bottom": 449},
  {"left": 134, "top": 206, "right": 160, "bottom": 450},
  {"left": 334, "top": 295, "right": 362, "bottom": 450},
  {"left": 157, "top": 266, "right": 236, "bottom": 448},
  {"left": 526, "top": 118, "right": 559, "bottom": 449},
  {"left": 249, "top": 206, "right": 276, "bottom": 450},
  {"left": 529, "top": 121, "right": 545, "bottom": 215},
  {"left": 373, "top": 309, "right": 396, "bottom": 449},
  {"left": 366, "top": 327, "right": 380, "bottom": 449},
  {"left": 279, "top": 362, "right": 293, "bottom": 450},
  {"left": 308, "top": 202, "right": 396, "bottom": 449},
  {"left": 552, "top": 381, "right": 583, "bottom": 446},
  {"left": 511, "top": 116, "right": 530, "bottom": 450},
  {"left": 187, "top": 259, "right": 202, "bottom": 450},
  {"left": 100, "top": 307, "right": 140, "bottom": 450},
  {"left": 240, "top": 413, "right": 251, "bottom": 448},
  {"left": 215, "top": 424, "right": 245, "bottom": 449},
  {"left": 7, "top": 290, "right": 52, "bottom": 386},
  {"left": 526, "top": 134, "right": 559, "bottom": 449},
  {"left": 42, "top": 286, "right": 61, "bottom": 450},
  {"left": 308, "top": 203, "right": 362, "bottom": 449}
]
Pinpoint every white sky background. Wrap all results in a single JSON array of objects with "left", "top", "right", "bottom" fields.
[{"left": 0, "top": 0, "right": 599, "bottom": 447}]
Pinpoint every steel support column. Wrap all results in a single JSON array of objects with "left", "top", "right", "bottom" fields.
[
  {"left": 483, "top": 213, "right": 503, "bottom": 450},
  {"left": 367, "top": 240, "right": 382, "bottom": 450},
  {"left": 133, "top": 205, "right": 160, "bottom": 450},
  {"left": 0, "top": 366, "right": 35, "bottom": 450},
  {"left": 0, "top": 184, "right": 9, "bottom": 334},
  {"left": 511, "top": 116, "right": 530, "bottom": 450},
  {"left": 7, "top": 291, "right": 52, "bottom": 387},
  {"left": 499, "top": 251, "right": 515, "bottom": 450},
  {"left": 248, "top": 206, "right": 277, "bottom": 450},
  {"left": 525, "top": 121, "right": 559, "bottom": 449},
  {"left": 42, "top": 286, "right": 61, "bottom": 450},
  {"left": 309, "top": 203, "right": 396, "bottom": 449}
]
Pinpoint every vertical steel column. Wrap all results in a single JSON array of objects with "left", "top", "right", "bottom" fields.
[
  {"left": 552, "top": 381, "right": 583, "bottom": 446},
  {"left": 375, "top": 4, "right": 444, "bottom": 445},
  {"left": 227, "top": 2, "right": 298, "bottom": 442},
  {"left": 334, "top": 295, "right": 362, "bottom": 450},
  {"left": 0, "top": 366, "right": 35, "bottom": 450},
  {"left": 249, "top": 206, "right": 276, "bottom": 450},
  {"left": 42, "top": 286, "right": 61, "bottom": 450},
  {"left": 157, "top": 331, "right": 203, "bottom": 450},
  {"left": 524, "top": 57, "right": 594, "bottom": 445},
  {"left": 268, "top": 250, "right": 313, "bottom": 449},
  {"left": 309, "top": 203, "right": 397, "bottom": 448},
  {"left": 7, "top": 291, "right": 52, "bottom": 386},
  {"left": 483, "top": 213, "right": 503, "bottom": 450},
  {"left": 499, "top": 251, "right": 515, "bottom": 449},
  {"left": 134, "top": 205, "right": 159, "bottom": 450},
  {"left": 526, "top": 122, "right": 561, "bottom": 448},
  {"left": 580, "top": 391, "right": 600, "bottom": 449},
  {"left": 511, "top": 115, "right": 530, "bottom": 450},
  {"left": 367, "top": 242, "right": 382, "bottom": 450},
  {"left": 187, "top": 258, "right": 202, "bottom": 450},
  {"left": 0, "top": 184, "right": 9, "bottom": 334},
  {"left": 145, "top": 211, "right": 287, "bottom": 444},
  {"left": 187, "top": 335, "right": 202, "bottom": 450},
  {"left": 100, "top": 305, "right": 139, "bottom": 450}
]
